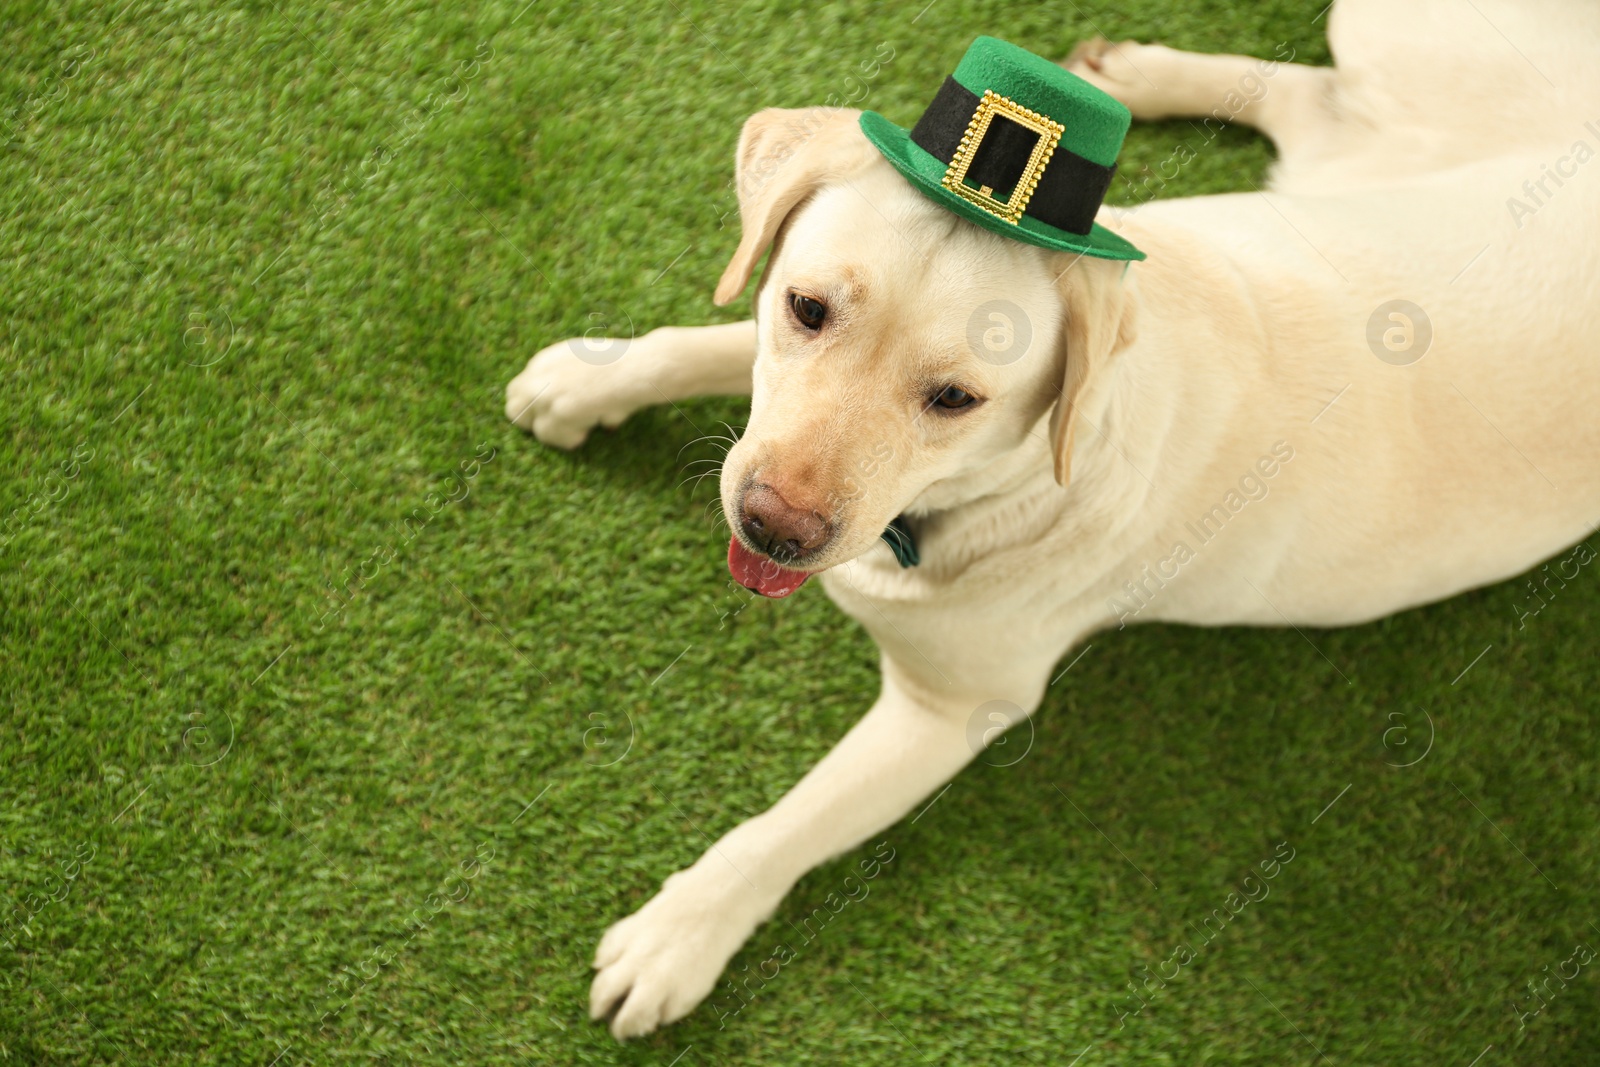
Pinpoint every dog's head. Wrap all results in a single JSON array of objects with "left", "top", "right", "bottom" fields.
[{"left": 716, "top": 108, "right": 1139, "bottom": 594}]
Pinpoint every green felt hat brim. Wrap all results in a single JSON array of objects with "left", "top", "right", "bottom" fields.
[{"left": 858, "top": 110, "right": 1146, "bottom": 262}]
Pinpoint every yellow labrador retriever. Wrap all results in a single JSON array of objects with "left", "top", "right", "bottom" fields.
[{"left": 507, "top": 0, "right": 1600, "bottom": 1039}]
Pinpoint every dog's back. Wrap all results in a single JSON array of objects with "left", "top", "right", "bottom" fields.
[{"left": 1093, "top": 0, "right": 1600, "bottom": 625}]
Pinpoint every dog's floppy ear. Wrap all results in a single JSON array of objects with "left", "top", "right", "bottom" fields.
[
  {"left": 714, "top": 107, "right": 876, "bottom": 306},
  {"left": 1049, "top": 255, "right": 1140, "bottom": 486}
]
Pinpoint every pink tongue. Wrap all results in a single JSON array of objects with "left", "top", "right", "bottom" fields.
[{"left": 728, "top": 537, "right": 811, "bottom": 598}]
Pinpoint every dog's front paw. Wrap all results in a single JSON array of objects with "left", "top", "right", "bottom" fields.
[
  {"left": 590, "top": 862, "right": 776, "bottom": 1040},
  {"left": 504, "top": 335, "right": 642, "bottom": 449}
]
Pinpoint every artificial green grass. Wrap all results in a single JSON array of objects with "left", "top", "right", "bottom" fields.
[{"left": 3, "top": 1, "right": 1597, "bottom": 1063}]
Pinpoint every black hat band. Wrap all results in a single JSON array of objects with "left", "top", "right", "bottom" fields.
[{"left": 909, "top": 76, "right": 1118, "bottom": 236}]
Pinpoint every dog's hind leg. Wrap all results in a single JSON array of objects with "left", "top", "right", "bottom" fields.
[
  {"left": 506, "top": 320, "right": 755, "bottom": 449},
  {"left": 1063, "top": 38, "right": 1341, "bottom": 162}
]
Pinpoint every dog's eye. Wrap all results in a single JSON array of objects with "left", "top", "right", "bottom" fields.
[
  {"left": 932, "top": 385, "right": 977, "bottom": 410},
  {"left": 789, "top": 293, "right": 827, "bottom": 330}
]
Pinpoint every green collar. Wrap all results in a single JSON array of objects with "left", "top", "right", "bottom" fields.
[{"left": 880, "top": 516, "right": 919, "bottom": 567}]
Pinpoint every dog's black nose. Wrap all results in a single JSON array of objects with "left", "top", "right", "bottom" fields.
[{"left": 740, "top": 484, "right": 830, "bottom": 560}]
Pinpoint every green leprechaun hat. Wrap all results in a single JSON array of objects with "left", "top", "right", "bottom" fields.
[{"left": 860, "top": 36, "right": 1145, "bottom": 261}]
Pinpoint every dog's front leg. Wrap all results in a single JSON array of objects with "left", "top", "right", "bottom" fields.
[
  {"left": 590, "top": 669, "right": 990, "bottom": 1039},
  {"left": 506, "top": 320, "right": 755, "bottom": 448}
]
